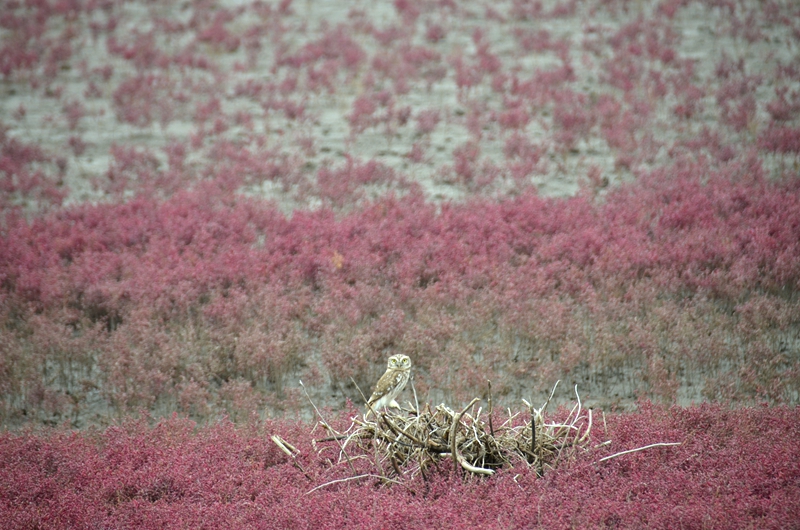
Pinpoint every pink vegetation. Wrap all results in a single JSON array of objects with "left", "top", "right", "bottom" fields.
[
  {"left": 1, "top": 161, "right": 799, "bottom": 424},
  {"left": 0, "top": 404, "right": 798, "bottom": 528}
]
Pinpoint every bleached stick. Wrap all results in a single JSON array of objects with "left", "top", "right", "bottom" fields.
[{"left": 598, "top": 442, "right": 682, "bottom": 462}]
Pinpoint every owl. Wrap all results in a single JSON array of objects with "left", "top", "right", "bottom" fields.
[{"left": 365, "top": 354, "right": 412, "bottom": 416}]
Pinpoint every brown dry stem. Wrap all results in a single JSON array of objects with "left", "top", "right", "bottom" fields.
[{"left": 302, "top": 381, "right": 601, "bottom": 487}]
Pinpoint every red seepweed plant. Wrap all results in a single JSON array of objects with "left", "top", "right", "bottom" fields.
[
  {"left": 2, "top": 161, "right": 799, "bottom": 425},
  {"left": 0, "top": 404, "right": 798, "bottom": 528}
]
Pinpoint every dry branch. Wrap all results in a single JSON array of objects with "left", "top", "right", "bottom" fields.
[
  {"left": 297, "top": 381, "right": 681, "bottom": 489},
  {"left": 271, "top": 435, "right": 312, "bottom": 481},
  {"left": 304, "top": 381, "right": 597, "bottom": 484},
  {"left": 597, "top": 442, "right": 682, "bottom": 462}
]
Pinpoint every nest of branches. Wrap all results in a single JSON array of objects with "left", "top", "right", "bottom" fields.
[
  {"left": 304, "top": 381, "right": 596, "bottom": 485},
  {"left": 272, "top": 381, "right": 680, "bottom": 492}
]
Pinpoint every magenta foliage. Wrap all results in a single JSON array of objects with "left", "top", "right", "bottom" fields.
[
  {"left": 496, "top": 98, "right": 530, "bottom": 130},
  {"left": 62, "top": 99, "right": 86, "bottom": 130},
  {"left": 348, "top": 94, "right": 379, "bottom": 135},
  {"left": 766, "top": 87, "right": 800, "bottom": 122},
  {"left": 406, "top": 140, "right": 429, "bottom": 163},
  {"left": 0, "top": 405, "right": 798, "bottom": 529},
  {"left": 425, "top": 22, "right": 446, "bottom": 43},
  {"left": 514, "top": 28, "right": 569, "bottom": 55},
  {"left": 112, "top": 73, "right": 178, "bottom": 127},
  {"left": 371, "top": 44, "right": 444, "bottom": 94},
  {"left": 107, "top": 32, "right": 170, "bottom": 71},
  {"left": 67, "top": 135, "right": 88, "bottom": 156},
  {"left": 758, "top": 126, "right": 800, "bottom": 155},
  {"left": 2, "top": 164, "right": 800, "bottom": 422},
  {"left": 315, "top": 158, "right": 402, "bottom": 207},
  {"left": 0, "top": 0, "right": 76, "bottom": 79},
  {"left": 451, "top": 54, "right": 483, "bottom": 94},
  {"left": 347, "top": 89, "right": 410, "bottom": 138},
  {"left": 0, "top": 124, "right": 67, "bottom": 211},
  {"left": 2, "top": 0, "right": 800, "bottom": 427},
  {"left": 530, "top": 404, "right": 800, "bottom": 529},
  {"left": 277, "top": 26, "right": 365, "bottom": 72},
  {"left": 552, "top": 90, "right": 593, "bottom": 147},
  {"left": 415, "top": 108, "right": 441, "bottom": 135},
  {"left": 715, "top": 75, "right": 762, "bottom": 131},
  {"left": 503, "top": 131, "right": 543, "bottom": 181},
  {"left": 196, "top": 9, "right": 241, "bottom": 52},
  {"left": 452, "top": 141, "right": 481, "bottom": 181},
  {"left": 1, "top": 0, "right": 797, "bottom": 208}
]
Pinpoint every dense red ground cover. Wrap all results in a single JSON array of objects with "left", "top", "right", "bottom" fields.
[
  {"left": 2, "top": 163, "right": 800, "bottom": 424},
  {"left": 0, "top": 0, "right": 798, "bottom": 417},
  {"left": 1, "top": 404, "right": 798, "bottom": 529}
]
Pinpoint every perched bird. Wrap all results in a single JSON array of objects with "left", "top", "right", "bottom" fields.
[{"left": 365, "top": 354, "right": 412, "bottom": 416}]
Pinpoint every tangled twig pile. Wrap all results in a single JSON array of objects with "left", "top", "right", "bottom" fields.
[
  {"left": 306, "top": 381, "right": 596, "bottom": 485},
  {"left": 272, "top": 381, "right": 681, "bottom": 492}
]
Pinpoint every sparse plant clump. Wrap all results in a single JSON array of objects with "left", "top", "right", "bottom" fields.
[{"left": 2, "top": 0, "right": 797, "bottom": 207}]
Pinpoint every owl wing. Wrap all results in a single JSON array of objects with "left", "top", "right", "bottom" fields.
[{"left": 367, "top": 369, "right": 401, "bottom": 405}]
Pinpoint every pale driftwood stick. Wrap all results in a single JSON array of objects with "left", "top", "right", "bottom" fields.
[
  {"left": 300, "top": 380, "right": 357, "bottom": 475},
  {"left": 351, "top": 376, "right": 380, "bottom": 420},
  {"left": 598, "top": 442, "right": 682, "bottom": 463},
  {"left": 314, "top": 434, "right": 348, "bottom": 443},
  {"left": 412, "top": 378, "right": 420, "bottom": 415},
  {"left": 306, "top": 383, "right": 607, "bottom": 482},
  {"left": 271, "top": 435, "right": 294, "bottom": 457},
  {"left": 372, "top": 429, "right": 386, "bottom": 478},
  {"left": 450, "top": 397, "right": 481, "bottom": 471},
  {"left": 487, "top": 380, "right": 494, "bottom": 437},
  {"left": 382, "top": 413, "right": 449, "bottom": 452},
  {"left": 541, "top": 380, "right": 560, "bottom": 415},
  {"left": 579, "top": 409, "right": 593, "bottom": 444},
  {"left": 276, "top": 436, "right": 298, "bottom": 455},
  {"left": 271, "top": 435, "right": 312, "bottom": 481},
  {"left": 458, "top": 454, "right": 495, "bottom": 475},
  {"left": 530, "top": 403, "right": 536, "bottom": 465},
  {"left": 568, "top": 384, "right": 582, "bottom": 426},
  {"left": 390, "top": 453, "right": 403, "bottom": 477},
  {"left": 305, "top": 474, "right": 403, "bottom": 494}
]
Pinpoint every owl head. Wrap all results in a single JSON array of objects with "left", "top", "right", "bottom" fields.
[{"left": 387, "top": 354, "right": 412, "bottom": 371}]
